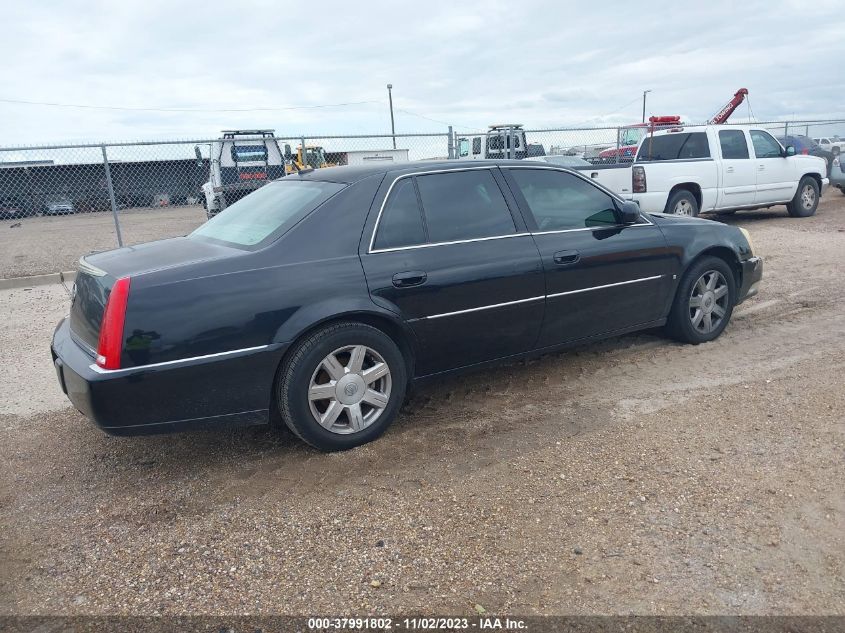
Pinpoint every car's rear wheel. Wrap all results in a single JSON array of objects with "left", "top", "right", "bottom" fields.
[
  {"left": 665, "top": 189, "right": 699, "bottom": 217},
  {"left": 666, "top": 256, "right": 736, "bottom": 344},
  {"left": 277, "top": 321, "right": 407, "bottom": 451},
  {"left": 786, "top": 176, "right": 819, "bottom": 217}
]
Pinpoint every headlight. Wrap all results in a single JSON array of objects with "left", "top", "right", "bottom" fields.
[{"left": 739, "top": 227, "right": 755, "bottom": 256}]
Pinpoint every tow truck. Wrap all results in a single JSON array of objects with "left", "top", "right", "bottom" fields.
[
  {"left": 198, "top": 130, "right": 285, "bottom": 218},
  {"left": 595, "top": 88, "right": 749, "bottom": 163}
]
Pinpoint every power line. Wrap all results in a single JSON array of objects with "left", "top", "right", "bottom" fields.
[
  {"left": 393, "top": 106, "right": 480, "bottom": 131},
  {"left": 0, "top": 97, "right": 382, "bottom": 113}
]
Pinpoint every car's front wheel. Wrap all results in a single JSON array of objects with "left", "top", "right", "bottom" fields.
[
  {"left": 277, "top": 321, "right": 407, "bottom": 451},
  {"left": 666, "top": 256, "right": 736, "bottom": 344}
]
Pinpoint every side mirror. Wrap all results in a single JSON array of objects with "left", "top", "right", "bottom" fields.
[
  {"left": 194, "top": 145, "right": 203, "bottom": 166},
  {"left": 618, "top": 200, "right": 641, "bottom": 224},
  {"left": 785, "top": 145, "right": 796, "bottom": 157},
  {"left": 284, "top": 144, "right": 292, "bottom": 160}
]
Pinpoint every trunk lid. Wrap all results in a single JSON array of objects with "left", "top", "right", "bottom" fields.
[{"left": 69, "top": 237, "right": 238, "bottom": 354}]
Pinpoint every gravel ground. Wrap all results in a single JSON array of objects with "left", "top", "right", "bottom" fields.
[
  {"left": 0, "top": 205, "right": 206, "bottom": 279},
  {"left": 1, "top": 193, "right": 844, "bottom": 616}
]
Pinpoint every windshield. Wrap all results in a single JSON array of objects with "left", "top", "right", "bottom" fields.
[
  {"left": 231, "top": 144, "right": 268, "bottom": 163},
  {"left": 620, "top": 127, "right": 645, "bottom": 146},
  {"left": 190, "top": 179, "right": 345, "bottom": 248}
]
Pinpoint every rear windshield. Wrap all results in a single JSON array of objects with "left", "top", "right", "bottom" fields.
[
  {"left": 190, "top": 179, "right": 345, "bottom": 248},
  {"left": 231, "top": 144, "right": 268, "bottom": 163},
  {"left": 637, "top": 132, "right": 711, "bottom": 161}
]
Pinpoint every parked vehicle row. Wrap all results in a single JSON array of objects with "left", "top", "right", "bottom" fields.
[
  {"left": 813, "top": 136, "right": 844, "bottom": 156},
  {"left": 575, "top": 125, "right": 829, "bottom": 218},
  {"left": 52, "top": 160, "right": 761, "bottom": 451},
  {"left": 831, "top": 156, "right": 845, "bottom": 194}
]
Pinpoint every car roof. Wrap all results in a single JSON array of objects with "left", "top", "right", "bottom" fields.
[{"left": 289, "top": 160, "right": 537, "bottom": 184}]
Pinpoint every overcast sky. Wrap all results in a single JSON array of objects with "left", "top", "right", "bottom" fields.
[{"left": 1, "top": 0, "right": 843, "bottom": 146}]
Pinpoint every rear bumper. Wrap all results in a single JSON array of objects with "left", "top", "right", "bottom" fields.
[
  {"left": 737, "top": 256, "right": 763, "bottom": 304},
  {"left": 51, "top": 318, "right": 285, "bottom": 435}
]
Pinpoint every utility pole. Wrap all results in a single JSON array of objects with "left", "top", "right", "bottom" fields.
[
  {"left": 387, "top": 84, "right": 396, "bottom": 149},
  {"left": 642, "top": 89, "right": 652, "bottom": 123}
]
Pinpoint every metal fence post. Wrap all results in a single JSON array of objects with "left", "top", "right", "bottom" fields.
[
  {"left": 447, "top": 126, "right": 454, "bottom": 159},
  {"left": 784, "top": 121, "right": 789, "bottom": 138},
  {"left": 301, "top": 136, "right": 306, "bottom": 168},
  {"left": 101, "top": 144, "right": 124, "bottom": 248},
  {"left": 615, "top": 127, "right": 621, "bottom": 165}
]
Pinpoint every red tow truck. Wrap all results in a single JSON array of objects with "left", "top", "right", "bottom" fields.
[{"left": 596, "top": 88, "right": 749, "bottom": 163}]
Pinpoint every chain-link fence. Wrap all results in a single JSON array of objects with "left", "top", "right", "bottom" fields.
[{"left": 1, "top": 120, "right": 843, "bottom": 278}]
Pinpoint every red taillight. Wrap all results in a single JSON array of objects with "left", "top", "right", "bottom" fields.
[
  {"left": 96, "top": 276, "right": 131, "bottom": 370},
  {"left": 632, "top": 166, "right": 647, "bottom": 193},
  {"left": 801, "top": 149, "right": 809, "bottom": 155}
]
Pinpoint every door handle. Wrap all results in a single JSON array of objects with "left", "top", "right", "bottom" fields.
[
  {"left": 726, "top": 166, "right": 734, "bottom": 173},
  {"left": 392, "top": 270, "right": 427, "bottom": 288},
  {"left": 758, "top": 165, "right": 766, "bottom": 171},
  {"left": 553, "top": 250, "right": 580, "bottom": 265}
]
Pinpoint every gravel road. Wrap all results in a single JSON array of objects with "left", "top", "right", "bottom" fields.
[
  {"left": 0, "top": 205, "right": 206, "bottom": 279},
  {"left": 1, "top": 194, "right": 843, "bottom": 616}
]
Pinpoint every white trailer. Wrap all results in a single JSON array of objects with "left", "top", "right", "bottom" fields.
[{"left": 325, "top": 149, "right": 409, "bottom": 167}]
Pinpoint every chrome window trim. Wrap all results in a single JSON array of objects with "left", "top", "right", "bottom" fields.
[
  {"left": 411, "top": 275, "right": 666, "bottom": 321},
  {"left": 530, "top": 223, "right": 655, "bottom": 237},
  {"left": 546, "top": 275, "right": 664, "bottom": 299},
  {"left": 367, "top": 165, "right": 515, "bottom": 254},
  {"left": 370, "top": 231, "right": 531, "bottom": 254},
  {"left": 90, "top": 344, "right": 270, "bottom": 375}
]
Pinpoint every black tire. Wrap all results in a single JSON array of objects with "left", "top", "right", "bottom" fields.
[
  {"left": 276, "top": 321, "right": 407, "bottom": 451},
  {"left": 666, "top": 256, "right": 737, "bottom": 344},
  {"left": 786, "top": 176, "right": 819, "bottom": 217},
  {"left": 665, "top": 189, "right": 699, "bottom": 217}
]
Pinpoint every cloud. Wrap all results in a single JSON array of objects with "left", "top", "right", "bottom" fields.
[{"left": 0, "top": 0, "right": 843, "bottom": 147}]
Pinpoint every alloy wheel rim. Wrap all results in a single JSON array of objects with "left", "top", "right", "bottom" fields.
[
  {"left": 689, "top": 270, "right": 729, "bottom": 334},
  {"left": 674, "top": 199, "right": 694, "bottom": 216},
  {"left": 801, "top": 185, "right": 815, "bottom": 210},
  {"left": 308, "top": 345, "right": 392, "bottom": 435}
]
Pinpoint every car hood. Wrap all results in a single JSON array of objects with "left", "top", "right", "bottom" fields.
[
  {"left": 646, "top": 212, "right": 718, "bottom": 227},
  {"left": 791, "top": 154, "right": 828, "bottom": 171}
]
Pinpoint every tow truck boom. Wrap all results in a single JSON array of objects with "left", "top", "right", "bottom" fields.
[{"left": 708, "top": 88, "right": 749, "bottom": 125}]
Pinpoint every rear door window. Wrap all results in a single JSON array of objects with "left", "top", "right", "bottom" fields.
[
  {"left": 637, "top": 132, "right": 711, "bottom": 161},
  {"left": 415, "top": 170, "right": 516, "bottom": 243},
  {"left": 719, "top": 130, "right": 750, "bottom": 159},
  {"left": 372, "top": 178, "right": 426, "bottom": 250}
]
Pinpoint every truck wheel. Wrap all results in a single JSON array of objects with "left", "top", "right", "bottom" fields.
[
  {"left": 666, "top": 256, "right": 736, "bottom": 344},
  {"left": 665, "top": 190, "right": 699, "bottom": 217},
  {"left": 786, "top": 177, "right": 819, "bottom": 218}
]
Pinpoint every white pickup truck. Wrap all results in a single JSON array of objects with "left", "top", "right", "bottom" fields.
[
  {"left": 813, "top": 137, "right": 845, "bottom": 156},
  {"left": 576, "top": 125, "right": 829, "bottom": 218}
]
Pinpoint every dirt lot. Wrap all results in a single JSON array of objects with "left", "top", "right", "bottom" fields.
[
  {"left": 1, "top": 193, "right": 844, "bottom": 616},
  {"left": 0, "top": 205, "right": 207, "bottom": 279}
]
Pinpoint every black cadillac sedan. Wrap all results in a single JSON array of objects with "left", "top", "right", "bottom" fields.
[{"left": 51, "top": 161, "right": 762, "bottom": 451}]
